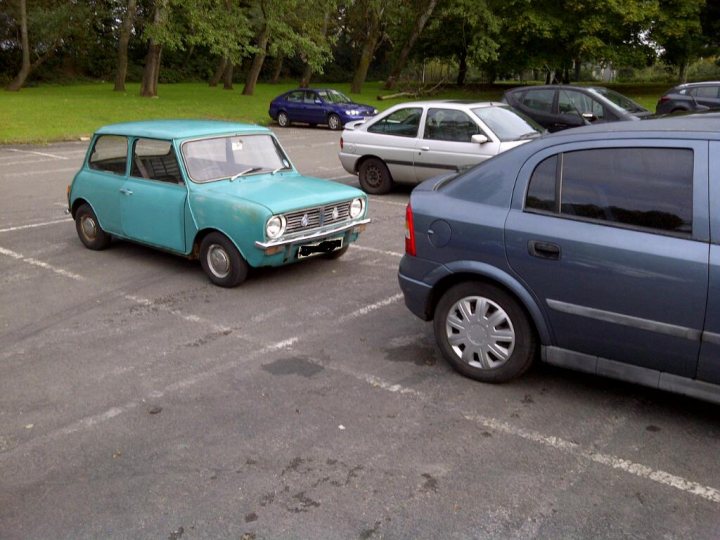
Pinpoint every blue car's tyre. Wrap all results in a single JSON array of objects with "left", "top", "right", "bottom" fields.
[
  {"left": 199, "top": 232, "right": 248, "bottom": 288},
  {"left": 433, "top": 282, "right": 537, "bottom": 383},
  {"left": 278, "top": 111, "right": 290, "bottom": 127}
]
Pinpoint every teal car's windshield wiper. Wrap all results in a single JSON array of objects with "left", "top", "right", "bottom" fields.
[
  {"left": 229, "top": 167, "right": 262, "bottom": 181},
  {"left": 271, "top": 166, "right": 291, "bottom": 175}
]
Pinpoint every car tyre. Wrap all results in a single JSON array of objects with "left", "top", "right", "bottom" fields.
[
  {"left": 358, "top": 158, "right": 393, "bottom": 194},
  {"left": 278, "top": 111, "right": 290, "bottom": 127},
  {"left": 75, "top": 203, "right": 111, "bottom": 250},
  {"left": 433, "top": 282, "right": 536, "bottom": 383},
  {"left": 328, "top": 113, "right": 342, "bottom": 131},
  {"left": 199, "top": 232, "right": 249, "bottom": 288}
]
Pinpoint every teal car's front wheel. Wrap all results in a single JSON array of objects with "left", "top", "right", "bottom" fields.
[{"left": 199, "top": 232, "right": 249, "bottom": 287}]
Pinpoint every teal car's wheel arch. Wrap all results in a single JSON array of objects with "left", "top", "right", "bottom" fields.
[{"left": 192, "top": 228, "right": 250, "bottom": 265}]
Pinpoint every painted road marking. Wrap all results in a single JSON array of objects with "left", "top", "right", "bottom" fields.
[
  {"left": 0, "top": 218, "right": 73, "bottom": 234},
  {"left": 5, "top": 149, "right": 69, "bottom": 160}
]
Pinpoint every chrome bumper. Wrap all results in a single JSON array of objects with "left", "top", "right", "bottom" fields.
[{"left": 255, "top": 218, "right": 371, "bottom": 250}]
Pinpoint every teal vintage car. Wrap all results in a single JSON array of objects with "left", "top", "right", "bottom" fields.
[{"left": 68, "top": 120, "right": 370, "bottom": 287}]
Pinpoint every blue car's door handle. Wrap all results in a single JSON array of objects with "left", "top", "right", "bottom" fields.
[
  {"left": 119, "top": 188, "right": 133, "bottom": 196},
  {"left": 528, "top": 240, "right": 560, "bottom": 260}
]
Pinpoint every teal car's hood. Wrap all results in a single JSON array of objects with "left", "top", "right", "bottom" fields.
[{"left": 198, "top": 172, "right": 364, "bottom": 213}]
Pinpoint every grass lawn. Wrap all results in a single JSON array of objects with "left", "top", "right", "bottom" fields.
[{"left": 0, "top": 80, "right": 667, "bottom": 144}]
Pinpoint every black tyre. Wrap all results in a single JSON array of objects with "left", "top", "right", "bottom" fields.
[
  {"left": 327, "top": 113, "right": 342, "bottom": 131},
  {"left": 199, "top": 232, "right": 249, "bottom": 287},
  {"left": 433, "top": 282, "right": 536, "bottom": 383},
  {"left": 75, "top": 203, "right": 111, "bottom": 250},
  {"left": 358, "top": 158, "right": 393, "bottom": 195},
  {"left": 278, "top": 111, "right": 290, "bottom": 127}
]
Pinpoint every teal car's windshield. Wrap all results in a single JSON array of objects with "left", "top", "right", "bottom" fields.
[
  {"left": 182, "top": 134, "right": 291, "bottom": 183},
  {"left": 318, "top": 90, "right": 353, "bottom": 104}
]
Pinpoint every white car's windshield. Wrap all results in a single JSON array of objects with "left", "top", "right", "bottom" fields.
[
  {"left": 318, "top": 90, "right": 353, "bottom": 104},
  {"left": 182, "top": 134, "right": 290, "bottom": 183},
  {"left": 472, "top": 106, "right": 543, "bottom": 142}
]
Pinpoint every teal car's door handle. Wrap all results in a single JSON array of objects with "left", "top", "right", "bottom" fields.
[{"left": 119, "top": 187, "right": 133, "bottom": 196}]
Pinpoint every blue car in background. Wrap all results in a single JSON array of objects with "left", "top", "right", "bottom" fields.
[
  {"left": 399, "top": 114, "right": 720, "bottom": 404},
  {"left": 269, "top": 88, "right": 378, "bottom": 131}
]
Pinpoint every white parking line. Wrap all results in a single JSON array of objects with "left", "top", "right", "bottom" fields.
[
  {"left": 4, "top": 166, "right": 78, "bottom": 178},
  {"left": 351, "top": 244, "right": 403, "bottom": 258},
  {"left": 464, "top": 413, "right": 720, "bottom": 504},
  {"left": 0, "top": 246, "right": 86, "bottom": 281},
  {"left": 0, "top": 218, "right": 72, "bottom": 234},
  {"left": 4, "top": 149, "right": 69, "bottom": 160}
]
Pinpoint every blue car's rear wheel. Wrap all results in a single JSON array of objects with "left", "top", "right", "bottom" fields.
[
  {"left": 433, "top": 282, "right": 536, "bottom": 383},
  {"left": 199, "top": 232, "right": 248, "bottom": 287},
  {"left": 278, "top": 111, "right": 290, "bottom": 127}
]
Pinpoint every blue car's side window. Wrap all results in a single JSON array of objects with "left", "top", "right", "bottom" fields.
[
  {"left": 525, "top": 147, "right": 694, "bottom": 236},
  {"left": 89, "top": 135, "right": 128, "bottom": 175}
]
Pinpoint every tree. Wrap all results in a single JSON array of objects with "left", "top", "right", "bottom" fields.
[
  {"left": 114, "top": 0, "right": 137, "bottom": 91},
  {"left": 384, "top": 0, "right": 438, "bottom": 89},
  {"left": 650, "top": 0, "right": 708, "bottom": 82},
  {"left": 5, "top": 0, "right": 89, "bottom": 91}
]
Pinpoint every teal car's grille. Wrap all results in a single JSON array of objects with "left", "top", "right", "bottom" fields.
[{"left": 285, "top": 201, "right": 352, "bottom": 234}]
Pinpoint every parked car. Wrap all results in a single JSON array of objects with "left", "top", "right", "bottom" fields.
[
  {"left": 655, "top": 81, "right": 720, "bottom": 114},
  {"left": 268, "top": 88, "right": 378, "bottom": 130},
  {"left": 398, "top": 114, "right": 720, "bottom": 404},
  {"left": 503, "top": 85, "right": 651, "bottom": 132},
  {"left": 339, "top": 100, "right": 543, "bottom": 194},
  {"left": 67, "top": 120, "right": 370, "bottom": 287}
]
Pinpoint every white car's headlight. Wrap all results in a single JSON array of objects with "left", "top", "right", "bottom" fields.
[
  {"left": 349, "top": 198, "right": 364, "bottom": 219},
  {"left": 266, "top": 215, "right": 286, "bottom": 239}
]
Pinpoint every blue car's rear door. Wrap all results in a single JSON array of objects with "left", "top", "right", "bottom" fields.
[{"left": 505, "top": 140, "right": 709, "bottom": 378}]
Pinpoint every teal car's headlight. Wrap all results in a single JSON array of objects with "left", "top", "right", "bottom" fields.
[
  {"left": 349, "top": 198, "right": 364, "bottom": 219},
  {"left": 266, "top": 215, "right": 286, "bottom": 239}
]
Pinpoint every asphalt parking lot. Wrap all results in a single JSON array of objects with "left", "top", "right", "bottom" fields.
[{"left": 1, "top": 126, "right": 719, "bottom": 539}]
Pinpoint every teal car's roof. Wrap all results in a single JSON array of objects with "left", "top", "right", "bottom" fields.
[{"left": 95, "top": 120, "right": 270, "bottom": 140}]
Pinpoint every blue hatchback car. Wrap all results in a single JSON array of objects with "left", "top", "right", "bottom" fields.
[
  {"left": 399, "top": 114, "right": 720, "bottom": 404},
  {"left": 269, "top": 88, "right": 377, "bottom": 131}
]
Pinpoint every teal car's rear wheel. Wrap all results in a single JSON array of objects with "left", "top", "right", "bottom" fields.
[
  {"left": 199, "top": 232, "right": 249, "bottom": 287},
  {"left": 75, "top": 203, "right": 111, "bottom": 250}
]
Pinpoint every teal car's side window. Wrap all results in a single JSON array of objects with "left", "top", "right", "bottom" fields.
[
  {"left": 89, "top": 135, "right": 128, "bottom": 175},
  {"left": 131, "top": 138, "right": 182, "bottom": 184}
]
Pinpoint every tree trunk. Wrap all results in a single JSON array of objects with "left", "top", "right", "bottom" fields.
[
  {"left": 456, "top": 49, "right": 468, "bottom": 86},
  {"left": 209, "top": 57, "right": 227, "bottom": 87},
  {"left": 272, "top": 56, "right": 284, "bottom": 83},
  {"left": 242, "top": 26, "right": 269, "bottom": 96},
  {"left": 140, "top": 1, "right": 165, "bottom": 97},
  {"left": 114, "top": 0, "right": 137, "bottom": 92},
  {"left": 140, "top": 42, "right": 162, "bottom": 97},
  {"left": 6, "top": 0, "right": 30, "bottom": 91},
  {"left": 223, "top": 62, "right": 234, "bottom": 89},
  {"left": 573, "top": 58, "right": 581, "bottom": 82},
  {"left": 679, "top": 60, "right": 689, "bottom": 83},
  {"left": 384, "top": 0, "right": 437, "bottom": 90},
  {"left": 299, "top": 62, "right": 312, "bottom": 87}
]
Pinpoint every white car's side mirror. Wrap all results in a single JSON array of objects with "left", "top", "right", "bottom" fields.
[{"left": 472, "top": 134, "right": 489, "bottom": 144}]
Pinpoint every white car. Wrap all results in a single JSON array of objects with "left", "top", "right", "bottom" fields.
[{"left": 339, "top": 100, "right": 543, "bottom": 194}]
